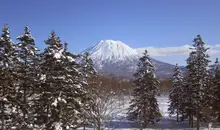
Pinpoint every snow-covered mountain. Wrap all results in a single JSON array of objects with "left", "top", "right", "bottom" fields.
[
  {"left": 82, "top": 40, "right": 177, "bottom": 79},
  {"left": 84, "top": 40, "right": 139, "bottom": 62}
]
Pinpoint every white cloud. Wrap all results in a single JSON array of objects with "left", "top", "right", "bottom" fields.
[
  {"left": 136, "top": 44, "right": 220, "bottom": 56},
  {"left": 214, "top": 44, "right": 220, "bottom": 48}
]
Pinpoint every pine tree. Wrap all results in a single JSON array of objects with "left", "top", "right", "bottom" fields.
[
  {"left": 200, "top": 66, "right": 214, "bottom": 125},
  {"left": 211, "top": 58, "right": 220, "bottom": 122},
  {"left": 181, "top": 74, "right": 196, "bottom": 127},
  {"left": 192, "top": 35, "right": 210, "bottom": 130},
  {"left": 33, "top": 31, "right": 85, "bottom": 129},
  {"left": 0, "top": 25, "right": 17, "bottom": 129},
  {"left": 168, "top": 64, "right": 184, "bottom": 122},
  {"left": 80, "top": 52, "right": 96, "bottom": 81},
  {"left": 11, "top": 26, "right": 40, "bottom": 129},
  {"left": 33, "top": 31, "right": 64, "bottom": 129},
  {"left": 128, "top": 50, "right": 161, "bottom": 129},
  {"left": 182, "top": 35, "right": 210, "bottom": 129},
  {"left": 79, "top": 52, "right": 97, "bottom": 129},
  {"left": 60, "top": 42, "right": 87, "bottom": 129}
]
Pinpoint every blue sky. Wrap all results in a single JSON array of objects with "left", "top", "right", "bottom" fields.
[{"left": 0, "top": 0, "right": 220, "bottom": 65}]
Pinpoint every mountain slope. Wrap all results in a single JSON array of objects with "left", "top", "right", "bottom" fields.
[
  {"left": 82, "top": 40, "right": 176, "bottom": 79},
  {"left": 84, "top": 40, "right": 139, "bottom": 62}
]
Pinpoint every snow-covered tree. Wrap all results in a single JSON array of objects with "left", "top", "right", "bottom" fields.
[
  {"left": 0, "top": 25, "right": 17, "bottom": 129},
  {"left": 182, "top": 35, "right": 210, "bottom": 128},
  {"left": 31, "top": 30, "right": 63, "bottom": 129},
  {"left": 168, "top": 64, "right": 184, "bottom": 122},
  {"left": 128, "top": 50, "right": 161, "bottom": 129},
  {"left": 79, "top": 52, "right": 97, "bottom": 105},
  {"left": 79, "top": 52, "right": 97, "bottom": 129},
  {"left": 60, "top": 42, "right": 87, "bottom": 129},
  {"left": 210, "top": 58, "right": 220, "bottom": 122},
  {"left": 33, "top": 31, "right": 85, "bottom": 129},
  {"left": 200, "top": 67, "right": 214, "bottom": 126},
  {"left": 182, "top": 78, "right": 197, "bottom": 127},
  {"left": 10, "top": 26, "right": 39, "bottom": 129},
  {"left": 80, "top": 52, "right": 96, "bottom": 81}
]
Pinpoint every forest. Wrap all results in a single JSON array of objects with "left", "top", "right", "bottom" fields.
[{"left": 0, "top": 25, "right": 220, "bottom": 130}]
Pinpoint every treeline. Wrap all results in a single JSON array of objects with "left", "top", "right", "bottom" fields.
[
  {"left": 92, "top": 76, "right": 172, "bottom": 95},
  {"left": 159, "top": 79, "right": 172, "bottom": 94},
  {"left": 168, "top": 35, "right": 220, "bottom": 129},
  {"left": 0, "top": 25, "right": 173, "bottom": 130},
  {"left": 0, "top": 25, "right": 109, "bottom": 129},
  {"left": 126, "top": 35, "right": 220, "bottom": 130},
  {"left": 2, "top": 25, "right": 216, "bottom": 130}
]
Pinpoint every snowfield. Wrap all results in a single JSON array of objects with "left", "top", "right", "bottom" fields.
[
  {"left": 77, "top": 128, "right": 218, "bottom": 130},
  {"left": 77, "top": 95, "right": 219, "bottom": 129}
]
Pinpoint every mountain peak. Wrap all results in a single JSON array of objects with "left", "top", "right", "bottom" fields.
[
  {"left": 97, "top": 40, "right": 128, "bottom": 47},
  {"left": 100, "top": 39, "right": 121, "bottom": 44},
  {"left": 83, "top": 40, "right": 138, "bottom": 62}
]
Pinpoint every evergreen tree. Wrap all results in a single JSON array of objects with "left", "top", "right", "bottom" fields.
[
  {"left": 128, "top": 50, "right": 161, "bottom": 129},
  {"left": 192, "top": 35, "right": 210, "bottom": 130},
  {"left": 11, "top": 26, "right": 39, "bottom": 129},
  {"left": 60, "top": 42, "right": 87, "bottom": 129},
  {"left": 33, "top": 31, "right": 64, "bottom": 129},
  {"left": 0, "top": 25, "right": 17, "bottom": 129},
  {"left": 181, "top": 71, "right": 196, "bottom": 127},
  {"left": 200, "top": 69, "right": 213, "bottom": 126},
  {"left": 181, "top": 52, "right": 196, "bottom": 127},
  {"left": 80, "top": 52, "right": 96, "bottom": 81},
  {"left": 168, "top": 64, "right": 184, "bottom": 122},
  {"left": 210, "top": 58, "right": 220, "bottom": 122},
  {"left": 182, "top": 35, "right": 210, "bottom": 129},
  {"left": 33, "top": 31, "right": 85, "bottom": 129},
  {"left": 79, "top": 52, "right": 97, "bottom": 129}
]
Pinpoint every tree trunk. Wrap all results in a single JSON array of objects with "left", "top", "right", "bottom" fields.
[
  {"left": 189, "top": 113, "right": 193, "bottom": 128},
  {"left": 189, "top": 113, "right": 194, "bottom": 128},
  {"left": 83, "top": 121, "right": 86, "bottom": 130},
  {"left": 23, "top": 58, "right": 27, "bottom": 124},
  {"left": 189, "top": 115, "right": 191, "bottom": 127},
  {"left": 1, "top": 85, "right": 5, "bottom": 130},
  {"left": 97, "top": 120, "right": 101, "bottom": 130},
  {"left": 1, "top": 102, "right": 5, "bottom": 130},
  {"left": 46, "top": 104, "right": 49, "bottom": 129},
  {"left": 23, "top": 84, "right": 26, "bottom": 120},
  {"left": 196, "top": 107, "right": 200, "bottom": 130},
  {"left": 177, "top": 107, "right": 179, "bottom": 122},
  {"left": 140, "top": 123, "right": 143, "bottom": 130}
]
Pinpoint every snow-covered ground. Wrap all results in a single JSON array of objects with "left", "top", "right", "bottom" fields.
[
  {"left": 77, "top": 95, "right": 218, "bottom": 130},
  {"left": 77, "top": 128, "right": 217, "bottom": 130}
]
